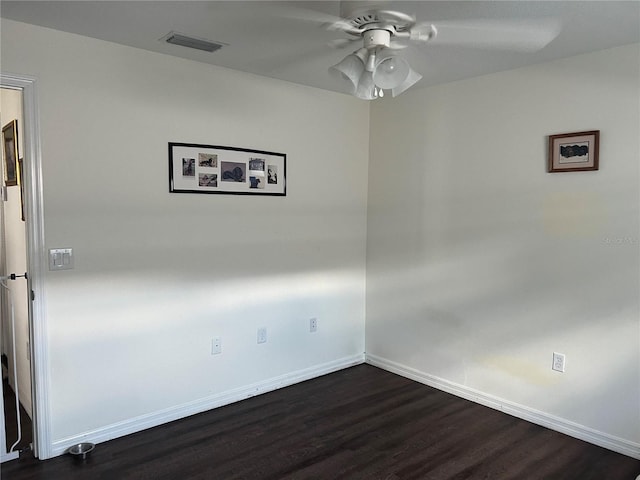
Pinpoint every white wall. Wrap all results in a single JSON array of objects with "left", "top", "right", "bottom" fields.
[
  {"left": 0, "top": 18, "right": 369, "bottom": 451},
  {"left": 2, "top": 16, "right": 639, "bottom": 460},
  {"left": 0, "top": 87, "right": 32, "bottom": 416},
  {"left": 367, "top": 43, "right": 640, "bottom": 455}
]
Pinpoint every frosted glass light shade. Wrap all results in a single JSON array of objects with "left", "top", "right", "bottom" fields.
[
  {"left": 373, "top": 55, "right": 411, "bottom": 89},
  {"left": 330, "top": 48, "right": 367, "bottom": 92},
  {"left": 391, "top": 67, "right": 423, "bottom": 97},
  {"left": 355, "top": 71, "right": 376, "bottom": 100}
]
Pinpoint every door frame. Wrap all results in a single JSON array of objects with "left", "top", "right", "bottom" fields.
[{"left": 1, "top": 73, "right": 51, "bottom": 459}]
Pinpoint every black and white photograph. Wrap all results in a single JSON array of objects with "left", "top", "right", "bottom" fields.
[
  {"left": 198, "top": 153, "right": 218, "bottom": 168},
  {"left": 169, "top": 142, "right": 286, "bottom": 195},
  {"left": 221, "top": 161, "right": 246, "bottom": 183},
  {"left": 268, "top": 165, "right": 278, "bottom": 185},
  {"left": 249, "top": 176, "right": 265, "bottom": 189},
  {"left": 559, "top": 142, "right": 589, "bottom": 163},
  {"left": 182, "top": 157, "right": 196, "bottom": 177},
  {"left": 249, "top": 158, "right": 265, "bottom": 175},
  {"left": 199, "top": 173, "right": 218, "bottom": 187}
]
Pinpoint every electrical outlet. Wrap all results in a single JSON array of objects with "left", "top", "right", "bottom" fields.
[
  {"left": 212, "top": 337, "right": 222, "bottom": 355},
  {"left": 552, "top": 352, "right": 566, "bottom": 372},
  {"left": 309, "top": 317, "right": 317, "bottom": 333},
  {"left": 257, "top": 327, "right": 267, "bottom": 344}
]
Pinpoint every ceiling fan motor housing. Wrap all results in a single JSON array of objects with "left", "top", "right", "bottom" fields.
[{"left": 364, "top": 29, "right": 391, "bottom": 49}]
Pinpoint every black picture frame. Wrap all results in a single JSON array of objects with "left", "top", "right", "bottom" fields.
[{"left": 169, "top": 142, "right": 286, "bottom": 196}]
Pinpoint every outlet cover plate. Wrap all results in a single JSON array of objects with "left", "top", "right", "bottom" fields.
[
  {"left": 212, "top": 337, "right": 222, "bottom": 355},
  {"left": 257, "top": 327, "right": 267, "bottom": 344},
  {"left": 552, "top": 352, "right": 566, "bottom": 372}
]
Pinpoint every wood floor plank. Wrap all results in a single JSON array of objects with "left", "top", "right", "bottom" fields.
[{"left": 2, "top": 364, "right": 638, "bottom": 479}]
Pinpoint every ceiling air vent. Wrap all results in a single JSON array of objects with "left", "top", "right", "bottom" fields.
[{"left": 162, "top": 31, "right": 225, "bottom": 53}]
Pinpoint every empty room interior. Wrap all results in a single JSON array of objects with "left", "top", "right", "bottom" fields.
[{"left": 0, "top": 0, "right": 639, "bottom": 477}]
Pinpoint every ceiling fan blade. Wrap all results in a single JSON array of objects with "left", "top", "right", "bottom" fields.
[
  {"left": 388, "top": 39, "right": 411, "bottom": 51},
  {"left": 418, "top": 18, "right": 562, "bottom": 52},
  {"left": 250, "top": 2, "right": 346, "bottom": 26},
  {"left": 206, "top": 1, "right": 349, "bottom": 31},
  {"left": 249, "top": 42, "right": 340, "bottom": 73},
  {"left": 327, "top": 38, "right": 360, "bottom": 49}
]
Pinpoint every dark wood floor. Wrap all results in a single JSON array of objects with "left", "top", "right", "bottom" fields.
[
  {"left": 2, "top": 364, "right": 639, "bottom": 479},
  {"left": 3, "top": 377, "right": 33, "bottom": 453}
]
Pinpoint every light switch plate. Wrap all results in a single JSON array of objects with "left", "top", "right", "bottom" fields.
[{"left": 49, "top": 248, "right": 74, "bottom": 271}]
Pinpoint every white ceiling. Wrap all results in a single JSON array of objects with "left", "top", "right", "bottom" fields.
[{"left": 2, "top": 1, "right": 639, "bottom": 96}]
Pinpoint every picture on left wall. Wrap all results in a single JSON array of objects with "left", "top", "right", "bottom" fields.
[
  {"left": 2, "top": 119, "right": 19, "bottom": 187},
  {"left": 169, "top": 142, "right": 286, "bottom": 196}
]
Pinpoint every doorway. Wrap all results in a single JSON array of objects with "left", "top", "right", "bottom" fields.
[
  {"left": 1, "top": 86, "right": 33, "bottom": 461},
  {"left": 0, "top": 73, "right": 49, "bottom": 461}
]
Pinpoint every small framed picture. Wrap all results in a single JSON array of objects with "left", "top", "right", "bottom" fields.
[
  {"left": 2, "top": 120, "right": 19, "bottom": 186},
  {"left": 548, "top": 130, "right": 599, "bottom": 173}
]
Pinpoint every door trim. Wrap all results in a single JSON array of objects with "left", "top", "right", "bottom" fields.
[{"left": 1, "top": 73, "right": 51, "bottom": 459}]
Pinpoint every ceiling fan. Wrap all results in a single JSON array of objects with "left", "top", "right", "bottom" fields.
[
  {"left": 328, "top": 9, "right": 433, "bottom": 100},
  {"left": 304, "top": 4, "right": 563, "bottom": 100}
]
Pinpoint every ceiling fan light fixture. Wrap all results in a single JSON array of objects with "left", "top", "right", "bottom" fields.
[
  {"left": 330, "top": 22, "right": 427, "bottom": 99},
  {"left": 391, "top": 67, "right": 423, "bottom": 97},
  {"left": 330, "top": 47, "right": 368, "bottom": 91},
  {"left": 373, "top": 53, "right": 411, "bottom": 89},
  {"left": 355, "top": 71, "right": 376, "bottom": 100}
]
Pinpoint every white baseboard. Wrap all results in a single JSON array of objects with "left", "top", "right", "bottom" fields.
[
  {"left": 0, "top": 451, "right": 20, "bottom": 463},
  {"left": 51, "top": 354, "right": 365, "bottom": 457},
  {"left": 366, "top": 353, "right": 640, "bottom": 460}
]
